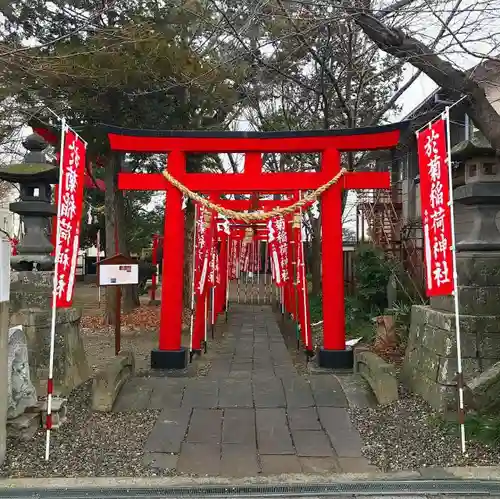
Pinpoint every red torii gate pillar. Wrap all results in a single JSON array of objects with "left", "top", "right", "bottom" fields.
[{"left": 108, "top": 124, "right": 407, "bottom": 370}]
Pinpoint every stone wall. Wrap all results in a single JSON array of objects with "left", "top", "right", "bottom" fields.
[
  {"left": 9, "top": 270, "right": 89, "bottom": 397},
  {"left": 10, "top": 307, "right": 89, "bottom": 397},
  {"left": 402, "top": 253, "right": 500, "bottom": 412}
]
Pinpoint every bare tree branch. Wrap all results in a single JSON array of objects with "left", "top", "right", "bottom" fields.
[{"left": 347, "top": 8, "right": 500, "bottom": 153}]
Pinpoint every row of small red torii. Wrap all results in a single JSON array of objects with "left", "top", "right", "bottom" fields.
[
  {"left": 107, "top": 124, "right": 407, "bottom": 369},
  {"left": 191, "top": 194, "right": 313, "bottom": 357}
]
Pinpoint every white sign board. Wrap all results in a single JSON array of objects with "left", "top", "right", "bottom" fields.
[
  {"left": 0, "top": 238, "right": 10, "bottom": 302},
  {"left": 99, "top": 264, "right": 139, "bottom": 286}
]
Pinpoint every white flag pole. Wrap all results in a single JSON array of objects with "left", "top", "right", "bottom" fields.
[
  {"left": 45, "top": 118, "right": 66, "bottom": 461},
  {"left": 298, "top": 191, "right": 310, "bottom": 351},
  {"left": 225, "top": 234, "right": 230, "bottom": 321},
  {"left": 444, "top": 107, "right": 466, "bottom": 453},
  {"left": 96, "top": 229, "right": 101, "bottom": 306}
]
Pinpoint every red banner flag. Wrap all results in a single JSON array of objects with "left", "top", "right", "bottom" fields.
[
  {"left": 295, "top": 221, "right": 312, "bottom": 350},
  {"left": 54, "top": 128, "right": 86, "bottom": 307},
  {"left": 194, "top": 204, "right": 216, "bottom": 296},
  {"left": 228, "top": 238, "right": 239, "bottom": 280},
  {"left": 267, "top": 216, "right": 289, "bottom": 286},
  {"left": 417, "top": 118, "right": 454, "bottom": 296}
]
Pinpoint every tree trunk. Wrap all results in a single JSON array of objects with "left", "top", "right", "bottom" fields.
[
  {"left": 103, "top": 152, "right": 138, "bottom": 324},
  {"left": 310, "top": 216, "right": 322, "bottom": 296},
  {"left": 349, "top": 11, "right": 500, "bottom": 153},
  {"left": 104, "top": 152, "right": 119, "bottom": 325}
]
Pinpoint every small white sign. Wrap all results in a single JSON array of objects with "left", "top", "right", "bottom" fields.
[
  {"left": 0, "top": 237, "right": 10, "bottom": 302},
  {"left": 99, "top": 263, "right": 139, "bottom": 286}
]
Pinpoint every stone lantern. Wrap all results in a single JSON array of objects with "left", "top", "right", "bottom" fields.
[
  {"left": 450, "top": 135, "right": 500, "bottom": 251},
  {"left": 0, "top": 133, "right": 58, "bottom": 271},
  {"left": 2, "top": 132, "right": 90, "bottom": 399}
]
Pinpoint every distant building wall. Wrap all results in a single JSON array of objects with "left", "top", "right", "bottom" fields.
[{"left": 0, "top": 184, "right": 20, "bottom": 239}]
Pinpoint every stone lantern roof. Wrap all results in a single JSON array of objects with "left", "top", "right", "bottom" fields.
[
  {"left": 450, "top": 135, "right": 495, "bottom": 162},
  {"left": 3, "top": 132, "right": 58, "bottom": 271},
  {"left": 450, "top": 135, "right": 499, "bottom": 185}
]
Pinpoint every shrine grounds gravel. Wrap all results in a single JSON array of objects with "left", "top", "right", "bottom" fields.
[
  {"left": 0, "top": 381, "right": 169, "bottom": 478},
  {"left": 348, "top": 385, "right": 500, "bottom": 472}
]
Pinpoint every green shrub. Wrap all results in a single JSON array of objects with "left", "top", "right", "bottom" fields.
[
  {"left": 353, "top": 243, "right": 393, "bottom": 314},
  {"left": 438, "top": 413, "right": 500, "bottom": 446},
  {"left": 308, "top": 293, "right": 323, "bottom": 324}
]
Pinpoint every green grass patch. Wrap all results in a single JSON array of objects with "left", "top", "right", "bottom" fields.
[
  {"left": 308, "top": 292, "right": 375, "bottom": 341},
  {"left": 431, "top": 413, "right": 500, "bottom": 446}
]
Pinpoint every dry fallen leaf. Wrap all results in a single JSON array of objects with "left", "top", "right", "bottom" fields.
[{"left": 81, "top": 306, "right": 191, "bottom": 330}]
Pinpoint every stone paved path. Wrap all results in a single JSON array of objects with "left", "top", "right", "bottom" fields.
[{"left": 114, "top": 304, "right": 377, "bottom": 476}]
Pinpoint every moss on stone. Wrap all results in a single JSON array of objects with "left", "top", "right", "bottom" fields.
[{"left": 0, "top": 163, "right": 57, "bottom": 175}]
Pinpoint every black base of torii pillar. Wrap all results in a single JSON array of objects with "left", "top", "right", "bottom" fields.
[{"left": 151, "top": 347, "right": 188, "bottom": 370}]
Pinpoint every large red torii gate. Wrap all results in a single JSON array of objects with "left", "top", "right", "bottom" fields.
[{"left": 108, "top": 124, "right": 407, "bottom": 370}]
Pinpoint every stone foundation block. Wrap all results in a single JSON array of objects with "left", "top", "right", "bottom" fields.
[
  {"left": 454, "top": 252, "right": 500, "bottom": 287},
  {"left": 464, "top": 360, "right": 500, "bottom": 412},
  {"left": 41, "top": 396, "right": 67, "bottom": 429},
  {"left": 354, "top": 350, "right": 398, "bottom": 405},
  {"left": 7, "top": 412, "right": 41, "bottom": 441},
  {"left": 92, "top": 351, "right": 135, "bottom": 412},
  {"left": 431, "top": 286, "right": 500, "bottom": 316},
  {"left": 10, "top": 307, "right": 89, "bottom": 396},
  {"left": 404, "top": 303, "right": 500, "bottom": 413}
]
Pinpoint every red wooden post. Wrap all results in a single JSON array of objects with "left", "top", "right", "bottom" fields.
[
  {"left": 320, "top": 149, "right": 347, "bottom": 360},
  {"left": 152, "top": 150, "right": 187, "bottom": 368}
]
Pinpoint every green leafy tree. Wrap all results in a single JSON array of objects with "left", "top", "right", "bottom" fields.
[{"left": 1, "top": 0, "right": 245, "bottom": 321}]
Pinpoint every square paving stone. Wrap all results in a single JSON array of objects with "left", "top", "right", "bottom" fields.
[
  {"left": 220, "top": 443, "right": 260, "bottom": 477},
  {"left": 222, "top": 408, "right": 256, "bottom": 444},
  {"left": 256, "top": 408, "right": 294, "bottom": 455},
  {"left": 113, "top": 379, "right": 153, "bottom": 412},
  {"left": 287, "top": 408, "right": 321, "bottom": 430},
  {"left": 144, "top": 408, "right": 191, "bottom": 453},
  {"left": 227, "top": 371, "right": 253, "bottom": 379},
  {"left": 299, "top": 456, "right": 340, "bottom": 473},
  {"left": 317, "top": 407, "right": 364, "bottom": 458},
  {"left": 182, "top": 380, "right": 218, "bottom": 408},
  {"left": 218, "top": 379, "right": 253, "bottom": 407},
  {"left": 281, "top": 377, "right": 315, "bottom": 408},
  {"left": 274, "top": 367, "right": 298, "bottom": 378},
  {"left": 142, "top": 452, "right": 178, "bottom": 470},
  {"left": 308, "top": 376, "right": 348, "bottom": 407},
  {"left": 176, "top": 443, "right": 221, "bottom": 475},
  {"left": 231, "top": 362, "right": 254, "bottom": 372},
  {"left": 292, "top": 430, "right": 335, "bottom": 457},
  {"left": 337, "top": 457, "right": 379, "bottom": 473},
  {"left": 260, "top": 455, "right": 302, "bottom": 474},
  {"left": 149, "top": 389, "right": 183, "bottom": 410},
  {"left": 253, "top": 378, "right": 286, "bottom": 408},
  {"left": 186, "top": 408, "right": 222, "bottom": 444}
]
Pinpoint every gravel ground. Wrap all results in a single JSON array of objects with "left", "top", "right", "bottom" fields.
[
  {"left": 81, "top": 325, "right": 158, "bottom": 374},
  {"left": 0, "top": 381, "right": 166, "bottom": 478},
  {"left": 349, "top": 385, "right": 500, "bottom": 472}
]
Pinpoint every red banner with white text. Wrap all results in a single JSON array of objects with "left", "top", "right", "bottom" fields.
[
  {"left": 267, "top": 216, "right": 289, "bottom": 286},
  {"left": 194, "top": 204, "right": 216, "bottom": 297},
  {"left": 54, "top": 128, "right": 86, "bottom": 307},
  {"left": 417, "top": 118, "right": 454, "bottom": 297}
]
